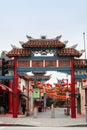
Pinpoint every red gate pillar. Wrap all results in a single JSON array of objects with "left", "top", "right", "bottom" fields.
[
  {"left": 8, "top": 80, "right": 13, "bottom": 113},
  {"left": 71, "top": 56, "right": 76, "bottom": 118},
  {"left": 13, "top": 57, "right": 18, "bottom": 118}
]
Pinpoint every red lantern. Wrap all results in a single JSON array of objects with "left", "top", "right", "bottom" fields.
[
  {"left": 83, "top": 79, "right": 87, "bottom": 83},
  {"left": 29, "top": 88, "right": 33, "bottom": 92},
  {"left": 23, "top": 86, "right": 27, "bottom": 91},
  {"left": 63, "top": 83, "right": 67, "bottom": 86},
  {"left": 55, "top": 83, "right": 60, "bottom": 88},
  {"left": 68, "top": 83, "right": 71, "bottom": 86}
]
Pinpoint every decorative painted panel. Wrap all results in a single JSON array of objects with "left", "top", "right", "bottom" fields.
[
  {"left": 59, "top": 60, "right": 71, "bottom": 67},
  {"left": 32, "top": 60, "right": 43, "bottom": 67},
  {"left": 45, "top": 60, "right": 57, "bottom": 67},
  {"left": 17, "top": 60, "right": 30, "bottom": 68}
]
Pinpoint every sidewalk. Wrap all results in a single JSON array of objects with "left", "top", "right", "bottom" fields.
[
  {"left": 0, "top": 108, "right": 87, "bottom": 127},
  {"left": 76, "top": 113, "right": 85, "bottom": 118}
]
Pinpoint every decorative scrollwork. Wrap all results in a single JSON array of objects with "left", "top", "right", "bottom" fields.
[{"left": 31, "top": 49, "right": 57, "bottom": 56}]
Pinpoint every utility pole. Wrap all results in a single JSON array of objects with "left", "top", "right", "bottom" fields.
[
  {"left": 83, "top": 32, "right": 86, "bottom": 59},
  {"left": 83, "top": 32, "right": 87, "bottom": 122}
]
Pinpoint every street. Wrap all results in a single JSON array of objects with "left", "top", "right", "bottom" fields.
[
  {"left": 0, "top": 126, "right": 87, "bottom": 130},
  {"left": 0, "top": 108, "right": 87, "bottom": 129}
]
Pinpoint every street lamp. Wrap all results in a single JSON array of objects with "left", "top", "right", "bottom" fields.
[{"left": 83, "top": 32, "right": 87, "bottom": 122}]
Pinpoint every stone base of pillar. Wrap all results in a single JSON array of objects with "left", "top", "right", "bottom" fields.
[
  {"left": 33, "top": 107, "right": 38, "bottom": 118},
  {"left": 8, "top": 111, "right": 13, "bottom": 114},
  {"left": 51, "top": 105, "right": 55, "bottom": 118}
]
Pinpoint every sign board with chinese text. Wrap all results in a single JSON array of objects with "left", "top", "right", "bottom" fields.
[{"left": 33, "top": 88, "right": 40, "bottom": 98}]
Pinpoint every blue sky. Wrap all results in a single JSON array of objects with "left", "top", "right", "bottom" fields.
[
  {"left": 0, "top": 0, "right": 87, "bottom": 82},
  {"left": 0, "top": 0, "right": 87, "bottom": 55}
]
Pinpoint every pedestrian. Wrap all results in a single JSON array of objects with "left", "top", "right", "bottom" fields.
[
  {"left": 21, "top": 98, "right": 26, "bottom": 115},
  {"left": 22, "top": 104, "right": 26, "bottom": 114},
  {"left": 3, "top": 103, "right": 7, "bottom": 114}
]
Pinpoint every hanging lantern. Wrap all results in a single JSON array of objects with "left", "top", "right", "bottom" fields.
[
  {"left": 51, "top": 89, "right": 56, "bottom": 93},
  {"left": 23, "top": 86, "right": 27, "bottom": 91},
  {"left": 55, "top": 83, "right": 60, "bottom": 88},
  {"left": 42, "top": 84, "right": 46, "bottom": 89},
  {"left": 37, "top": 81, "right": 41, "bottom": 88},
  {"left": 83, "top": 79, "right": 87, "bottom": 83},
  {"left": 68, "top": 87, "right": 71, "bottom": 91},
  {"left": 55, "top": 89, "right": 60, "bottom": 93},
  {"left": 29, "top": 88, "right": 34, "bottom": 92},
  {"left": 49, "top": 84, "right": 52, "bottom": 88},
  {"left": 63, "top": 83, "right": 67, "bottom": 86},
  {"left": 46, "top": 83, "right": 52, "bottom": 88}
]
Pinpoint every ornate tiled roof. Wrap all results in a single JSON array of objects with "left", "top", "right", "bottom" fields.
[
  {"left": 30, "top": 75, "right": 50, "bottom": 81},
  {"left": 7, "top": 48, "right": 30, "bottom": 58},
  {"left": 22, "top": 39, "right": 65, "bottom": 48},
  {"left": 6, "top": 36, "right": 82, "bottom": 58},
  {"left": 32, "top": 71, "right": 46, "bottom": 75},
  {"left": 58, "top": 48, "right": 82, "bottom": 57}
]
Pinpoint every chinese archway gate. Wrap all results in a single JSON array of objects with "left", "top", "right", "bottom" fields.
[{"left": 6, "top": 35, "right": 86, "bottom": 118}]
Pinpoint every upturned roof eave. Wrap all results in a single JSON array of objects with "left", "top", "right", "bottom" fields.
[
  {"left": 57, "top": 47, "right": 82, "bottom": 58},
  {"left": 6, "top": 48, "right": 30, "bottom": 58}
]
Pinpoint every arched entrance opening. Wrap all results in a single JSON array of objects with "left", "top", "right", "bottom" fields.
[{"left": 5, "top": 35, "right": 85, "bottom": 118}]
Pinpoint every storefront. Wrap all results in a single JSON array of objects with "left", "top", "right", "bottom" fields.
[{"left": 0, "top": 83, "right": 12, "bottom": 114}]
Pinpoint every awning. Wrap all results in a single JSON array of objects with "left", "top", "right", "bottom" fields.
[
  {"left": 0, "top": 84, "right": 13, "bottom": 92},
  {"left": 0, "top": 84, "right": 6, "bottom": 90}
]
